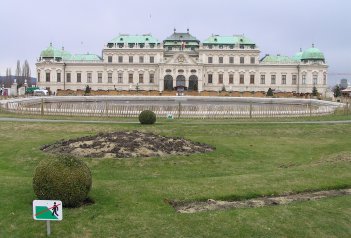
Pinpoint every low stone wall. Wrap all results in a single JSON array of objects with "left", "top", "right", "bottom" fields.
[{"left": 56, "top": 89, "right": 311, "bottom": 98}]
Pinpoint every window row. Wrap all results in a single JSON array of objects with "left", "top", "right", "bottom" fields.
[
  {"left": 42, "top": 72, "right": 155, "bottom": 84},
  {"left": 206, "top": 74, "right": 327, "bottom": 85},
  {"left": 107, "top": 55, "right": 155, "bottom": 64},
  {"left": 207, "top": 56, "right": 256, "bottom": 64}
]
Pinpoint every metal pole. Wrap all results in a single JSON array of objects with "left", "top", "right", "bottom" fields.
[
  {"left": 41, "top": 98, "right": 44, "bottom": 116},
  {"left": 178, "top": 101, "right": 181, "bottom": 119},
  {"left": 46, "top": 221, "right": 51, "bottom": 236}
]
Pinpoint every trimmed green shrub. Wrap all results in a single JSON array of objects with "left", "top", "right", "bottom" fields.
[
  {"left": 139, "top": 110, "right": 156, "bottom": 124},
  {"left": 33, "top": 155, "right": 92, "bottom": 207}
]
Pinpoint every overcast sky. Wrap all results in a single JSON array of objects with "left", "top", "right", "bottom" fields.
[{"left": 0, "top": 0, "right": 350, "bottom": 85}]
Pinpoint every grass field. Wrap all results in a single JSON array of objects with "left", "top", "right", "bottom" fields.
[{"left": 0, "top": 116, "right": 350, "bottom": 237}]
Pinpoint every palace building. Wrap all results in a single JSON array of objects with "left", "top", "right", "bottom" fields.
[{"left": 36, "top": 29, "right": 328, "bottom": 94}]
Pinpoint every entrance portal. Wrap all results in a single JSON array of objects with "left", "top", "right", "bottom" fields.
[
  {"left": 176, "top": 75, "right": 186, "bottom": 87},
  {"left": 188, "top": 75, "right": 198, "bottom": 91},
  {"left": 164, "top": 75, "right": 173, "bottom": 91}
]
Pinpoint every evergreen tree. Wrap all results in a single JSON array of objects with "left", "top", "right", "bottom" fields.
[
  {"left": 267, "top": 87, "right": 273, "bottom": 96},
  {"left": 333, "top": 85, "right": 342, "bottom": 97},
  {"left": 312, "top": 86, "right": 318, "bottom": 96},
  {"left": 85, "top": 85, "right": 91, "bottom": 95}
]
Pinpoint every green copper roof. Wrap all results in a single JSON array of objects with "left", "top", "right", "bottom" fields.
[
  {"left": 260, "top": 55, "right": 299, "bottom": 64},
  {"left": 203, "top": 35, "right": 255, "bottom": 45},
  {"left": 164, "top": 41, "right": 199, "bottom": 46},
  {"left": 109, "top": 34, "right": 159, "bottom": 44},
  {"left": 69, "top": 54, "right": 102, "bottom": 61},
  {"left": 293, "top": 51, "right": 303, "bottom": 61},
  {"left": 301, "top": 46, "right": 325, "bottom": 60},
  {"left": 164, "top": 32, "right": 199, "bottom": 42},
  {"left": 40, "top": 43, "right": 72, "bottom": 59}
]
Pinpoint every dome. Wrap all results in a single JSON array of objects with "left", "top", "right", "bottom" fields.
[
  {"left": 293, "top": 51, "right": 303, "bottom": 61},
  {"left": 40, "top": 43, "right": 71, "bottom": 59},
  {"left": 301, "top": 45, "right": 325, "bottom": 60}
]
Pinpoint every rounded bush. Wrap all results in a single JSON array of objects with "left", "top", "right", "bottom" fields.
[
  {"left": 139, "top": 110, "right": 156, "bottom": 124},
  {"left": 33, "top": 155, "right": 92, "bottom": 207}
]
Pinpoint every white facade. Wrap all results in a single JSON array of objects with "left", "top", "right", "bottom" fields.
[{"left": 36, "top": 32, "right": 328, "bottom": 95}]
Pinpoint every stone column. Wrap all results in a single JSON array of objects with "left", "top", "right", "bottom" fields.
[{"left": 11, "top": 79, "right": 18, "bottom": 96}]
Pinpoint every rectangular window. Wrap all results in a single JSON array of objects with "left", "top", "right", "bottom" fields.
[
  {"left": 46, "top": 72, "right": 50, "bottom": 82},
  {"left": 129, "top": 56, "right": 133, "bottom": 63},
  {"left": 302, "top": 75, "right": 306, "bottom": 84},
  {"left": 282, "top": 75, "right": 286, "bottom": 84},
  {"left": 118, "top": 73, "right": 123, "bottom": 83},
  {"left": 150, "top": 73, "right": 154, "bottom": 83},
  {"left": 57, "top": 73, "right": 61, "bottom": 83},
  {"left": 108, "top": 73, "right": 112, "bottom": 83},
  {"left": 38, "top": 72, "right": 40, "bottom": 82},
  {"left": 118, "top": 56, "right": 123, "bottom": 63},
  {"left": 87, "top": 73, "right": 92, "bottom": 83},
  {"left": 219, "top": 57, "right": 223, "bottom": 64},
  {"left": 66, "top": 73, "right": 71, "bottom": 83},
  {"left": 292, "top": 75, "right": 297, "bottom": 85},
  {"left": 77, "top": 73, "right": 81, "bottom": 83},
  {"left": 313, "top": 75, "right": 318, "bottom": 85},
  {"left": 240, "top": 57, "right": 244, "bottom": 64},
  {"left": 218, "top": 74, "right": 223, "bottom": 84},
  {"left": 139, "top": 73, "right": 144, "bottom": 83},
  {"left": 98, "top": 73, "right": 102, "bottom": 83},
  {"left": 229, "top": 57, "right": 234, "bottom": 64},
  {"left": 271, "top": 75, "right": 276, "bottom": 84},
  {"left": 128, "top": 73, "right": 133, "bottom": 83},
  {"left": 108, "top": 56, "right": 112, "bottom": 63},
  {"left": 139, "top": 56, "right": 144, "bottom": 63},
  {"left": 250, "top": 57, "right": 255, "bottom": 64},
  {"left": 208, "top": 74, "right": 213, "bottom": 84},
  {"left": 260, "top": 75, "right": 265, "bottom": 84},
  {"left": 250, "top": 75, "right": 255, "bottom": 84},
  {"left": 229, "top": 74, "right": 234, "bottom": 84},
  {"left": 240, "top": 74, "right": 244, "bottom": 84},
  {"left": 150, "top": 56, "right": 154, "bottom": 63},
  {"left": 208, "top": 57, "right": 213, "bottom": 64},
  {"left": 323, "top": 74, "right": 327, "bottom": 85}
]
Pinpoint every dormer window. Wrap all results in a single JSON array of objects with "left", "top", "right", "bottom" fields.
[
  {"left": 145, "top": 38, "right": 149, "bottom": 41},
  {"left": 214, "top": 38, "right": 217, "bottom": 42},
  {"left": 120, "top": 38, "right": 123, "bottom": 41}
]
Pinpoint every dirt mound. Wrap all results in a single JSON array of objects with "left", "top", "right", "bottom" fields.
[
  {"left": 171, "top": 188, "right": 351, "bottom": 213},
  {"left": 41, "top": 131, "right": 215, "bottom": 159}
]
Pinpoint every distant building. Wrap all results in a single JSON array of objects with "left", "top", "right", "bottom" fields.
[
  {"left": 340, "top": 78, "right": 348, "bottom": 89},
  {"left": 36, "top": 30, "right": 328, "bottom": 94}
]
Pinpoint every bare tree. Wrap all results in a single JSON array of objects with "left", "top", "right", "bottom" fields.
[
  {"left": 15, "top": 60, "right": 21, "bottom": 77},
  {"left": 22, "top": 60, "right": 31, "bottom": 80},
  {"left": 5, "top": 68, "right": 12, "bottom": 87}
]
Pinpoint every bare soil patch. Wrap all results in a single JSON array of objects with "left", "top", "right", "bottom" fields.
[
  {"left": 41, "top": 131, "right": 215, "bottom": 158},
  {"left": 171, "top": 188, "right": 351, "bottom": 213}
]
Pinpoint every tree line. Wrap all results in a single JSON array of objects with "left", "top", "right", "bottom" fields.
[{"left": 1, "top": 60, "right": 32, "bottom": 88}]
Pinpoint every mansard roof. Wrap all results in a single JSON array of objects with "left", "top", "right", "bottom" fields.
[
  {"left": 109, "top": 34, "right": 159, "bottom": 44},
  {"left": 69, "top": 54, "right": 102, "bottom": 61},
  {"left": 164, "top": 32, "right": 199, "bottom": 43},
  {"left": 203, "top": 35, "right": 255, "bottom": 45},
  {"left": 260, "top": 54, "right": 299, "bottom": 64}
]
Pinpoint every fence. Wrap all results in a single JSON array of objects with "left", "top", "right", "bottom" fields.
[{"left": 0, "top": 96, "right": 342, "bottom": 119}]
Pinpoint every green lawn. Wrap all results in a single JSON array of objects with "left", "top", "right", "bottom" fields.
[{"left": 0, "top": 119, "right": 350, "bottom": 237}]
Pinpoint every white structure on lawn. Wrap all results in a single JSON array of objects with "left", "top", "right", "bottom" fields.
[{"left": 36, "top": 29, "right": 328, "bottom": 94}]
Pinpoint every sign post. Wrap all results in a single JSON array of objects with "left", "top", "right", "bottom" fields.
[{"left": 33, "top": 200, "right": 63, "bottom": 236}]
